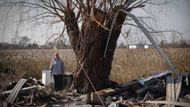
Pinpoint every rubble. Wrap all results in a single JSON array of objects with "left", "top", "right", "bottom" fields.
[
  {"left": 1, "top": 71, "right": 190, "bottom": 107},
  {"left": 87, "top": 71, "right": 190, "bottom": 107},
  {"left": 0, "top": 75, "right": 88, "bottom": 107}
]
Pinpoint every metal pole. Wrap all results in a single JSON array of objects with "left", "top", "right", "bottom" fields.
[{"left": 122, "top": 10, "right": 176, "bottom": 72}]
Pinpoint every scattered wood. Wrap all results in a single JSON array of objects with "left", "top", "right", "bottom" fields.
[
  {"left": 2, "top": 86, "right": 37, "bottom": 94},
  {"left": 0, "top": 72, "right": 190, "bottom": 107},
  {"left": 145, "top": 100, "right": 190, "bottom": 107},
  {"left": 6, "top": 78, "right": 27, "bottom": 104}
]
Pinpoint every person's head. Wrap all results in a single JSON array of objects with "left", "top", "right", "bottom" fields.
[{"left": 54, "top": 52, "right": 60, "bottom": 59}]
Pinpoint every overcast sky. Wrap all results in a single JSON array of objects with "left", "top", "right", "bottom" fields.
[
  {"left": 0, "top": 0, "right": 190, "bottom": 45},
  {"left": 118, "top": 0, "right": 190, "bottom": 45}
]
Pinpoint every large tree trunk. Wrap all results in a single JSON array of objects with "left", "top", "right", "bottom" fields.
[{"left": 65, "top": 8, "right": 126, "bottom": 93}]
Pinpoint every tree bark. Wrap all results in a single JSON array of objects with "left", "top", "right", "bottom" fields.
[{"left": 65, "top": 8, "right": 126, "bottom": 94}]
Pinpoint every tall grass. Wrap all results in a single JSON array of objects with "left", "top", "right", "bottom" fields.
[
  {"left": 110, "top": 48, "right": 190, "bottom": 83},
  {"left": 0, "top": 48, "right": 189, "bottom": 83}
]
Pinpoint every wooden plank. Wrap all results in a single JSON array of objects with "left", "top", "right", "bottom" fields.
[
  {"left": 6, "top": 79, "right": 23, "bottom": 103},
  {"left": 166, "top": 76, "right": 175, "bottom": 107},
  {"left": 175, "top": 74, "right": 182, "bottom": 101},
  {"left": 171, "top": 77, "right": 175, "bottom": 102},
  {"left": 1, "top": 86, "right": 37, "bottom": 94},
  {"left": 2, "top": 102, "right": 8, "bottom": 107},
  {"left": 89, "top": 81, "right": 140, "bottom": 104},
  {"left": 6, "top": 79, "right": 27, "bottom": 103},
  {"left": 145, "top": 100, "right": 190, "bottom": 107},
  {"left": 185, "top": 72, "right": 189, "bottom": 86},
  {"left": 10, "top": 79, "right": 27, "bottom": 103}
]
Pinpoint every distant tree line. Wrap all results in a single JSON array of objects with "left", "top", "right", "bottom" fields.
[
  {"left": 160, "top": 39, "right": 190, "bottom": 48},
  {"left": 117, "top": 40, "right": 190, "bottom": 48},
  {"left": 0, "top": 42, "right": 39, "bottom": 50},
  {"left": 41, "top": 39, "right": 71, "bottom": 49},
  {"left": 0, "top": 36, "right": 70, "bottom": 50},
  {"left": 1, "top": 36, "right": 189, "bottom": 50}
]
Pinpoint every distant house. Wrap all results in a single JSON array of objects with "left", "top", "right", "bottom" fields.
[
  {"left": 128, "top": 45, "right": 137, "bottom": 49},
  {"left": 127, "top": 44, "right": 153, "bottom": 49},
  {"left": 144, "top": 45, "right": 149, "bottom": 49}
]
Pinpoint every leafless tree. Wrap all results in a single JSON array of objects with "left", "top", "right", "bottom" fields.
[
  {"left": 19, "top": 36, "right": 30, "bottom": 47},
  {"left": 3, "top": 0, "right": 171, "bottom": 93}
]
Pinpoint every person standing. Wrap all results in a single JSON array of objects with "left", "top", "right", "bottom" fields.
[{"left": 50, "top": 52, "right": 64, "bottom": 91}]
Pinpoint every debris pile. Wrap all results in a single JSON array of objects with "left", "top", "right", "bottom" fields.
[
  {"left": 1, "top": 71, "right": 190, "bottom": 107},
  {"left": 96, "top": 71, "right": 190, "bottom": 107},
  {"left": 0, "top": 77, "right": 85, "bottom": 107}
]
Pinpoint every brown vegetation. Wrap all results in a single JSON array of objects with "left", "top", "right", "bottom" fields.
[
  {"left": 111, "top": 48, "right": 190, "bottom": 83},
  {"left": 0, "top": 48, "right": 189, "bottom": 84}
]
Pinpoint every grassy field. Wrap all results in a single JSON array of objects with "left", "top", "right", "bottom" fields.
[
  {"left": 0, "top": 48, "right": 189, "bottom": 83},
  {"left": 111, "top": 48, "right": 190, "bottom": 83}
]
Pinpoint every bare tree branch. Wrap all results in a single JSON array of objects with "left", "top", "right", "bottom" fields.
[
  {"left": 127, "top": 0, "right": 148, "bottom": 10},
  {"left": 76, "top": 0, "right": 87, "bottom": 11},
  {"left": 9, "top": 1, "right": 58, "bottom": 15},
  {"left": 45, "top": 26, "right": 66, "bottom": 44},
  {"left": 54, "top": 27, "right": 66, "bottom": 42},
  {"left": 139, "top": 19, "right": 182, "bottom": 35},
  {"left": 146, "top": 0, "right": 169, "bottom": 5},
  {"left": 123, "top": 22, "right": 139, "bottom": 28},
  {"left": 93, "top": 18, "right": 110, "bottom": 31}
]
